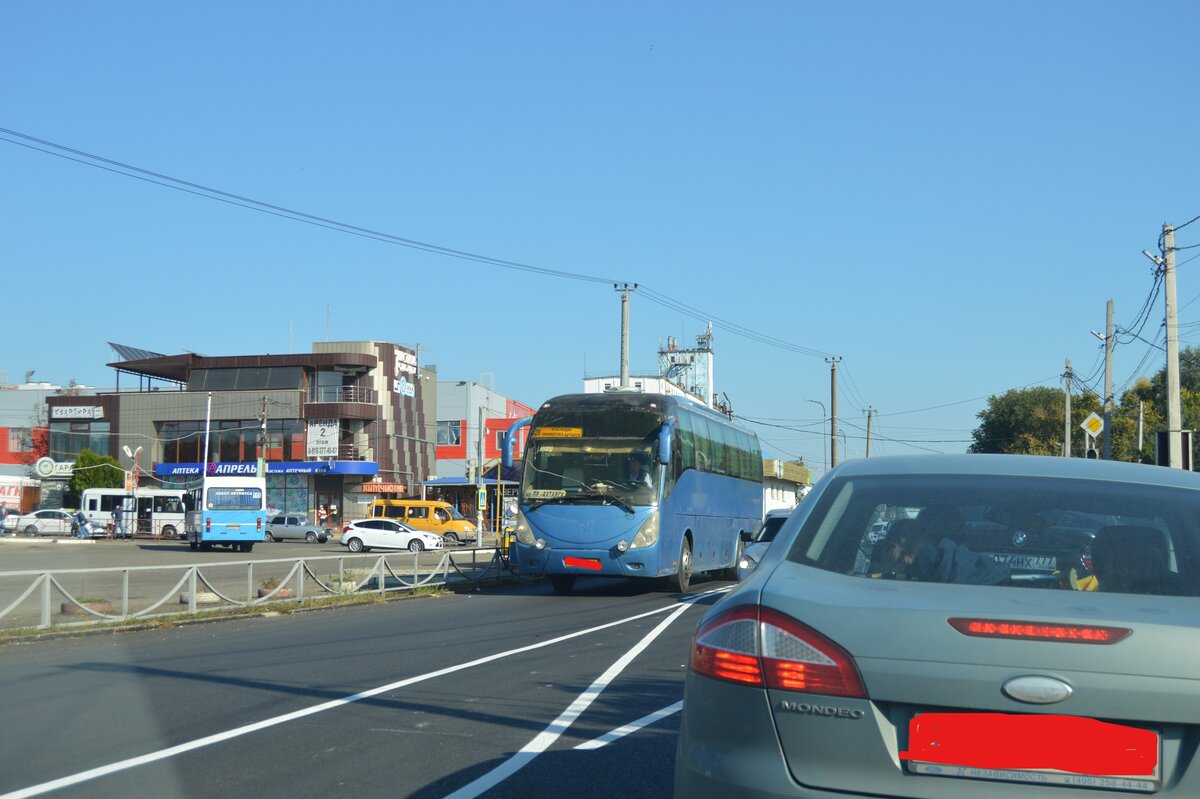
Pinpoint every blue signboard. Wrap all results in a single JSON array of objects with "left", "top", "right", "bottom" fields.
[{"left": 155, "top": 461, "right": 378, "bottom": 477}]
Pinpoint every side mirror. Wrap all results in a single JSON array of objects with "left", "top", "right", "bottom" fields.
[
  {"left": 740, "top": 530, "right": 754, "bottom": 543},
  {"left": 502, "top": 416, "right": 534, "bottom": 468},
  {"left": 657, "top": 416, "right": 676, "bottom": 465}
]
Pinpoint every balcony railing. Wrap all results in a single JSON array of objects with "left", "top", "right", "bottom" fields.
[{"left": 307, "top": 386, "right": 375, "bottom": 404}]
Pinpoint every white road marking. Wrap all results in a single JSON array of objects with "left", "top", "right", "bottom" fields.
[
  {"left": 442, "top": 590, "right": 723, "bottom": 799},
  {"left": 573, "top": 700, "right": 684, "bottom": 750},
  {"left": 2, "top": 592, "right": 725, "bottom": 799}
]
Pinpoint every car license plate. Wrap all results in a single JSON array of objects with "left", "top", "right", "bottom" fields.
[
  {"left": 902, "top": 713, "right": 1159, "bottom": 793},
  {"left": 989, "top": 553, "right": 1057, "bottom": 571}
]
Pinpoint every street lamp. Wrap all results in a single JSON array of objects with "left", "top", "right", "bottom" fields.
[
  {"left": 807, "top": 399, "right": 827, "bottom": 474},
  {"left": 122, "top": 445, "right": 143, "bottom": 536}
]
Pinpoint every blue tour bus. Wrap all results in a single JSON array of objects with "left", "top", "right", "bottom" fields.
[
  {"left": 502, "top": 392, "right": 763, "bottom": 593},
  {"left": 184, "top": 475, "right": 267, "bottom": 552}
]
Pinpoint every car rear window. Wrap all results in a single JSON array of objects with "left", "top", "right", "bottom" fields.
[{"left": 787, "top": 474, "right": 1200, "bottom": 597}]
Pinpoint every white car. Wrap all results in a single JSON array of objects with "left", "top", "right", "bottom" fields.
[
  {"left": 340, "top": 518, "right": 444, "bottom": 553},
  {"left": 9, "top": 509, "right": 83, "bottom": 537}
]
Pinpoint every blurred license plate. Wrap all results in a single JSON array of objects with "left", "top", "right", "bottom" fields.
[{"left": 902, "top": 713, "right": 1159, "bottom": 792}]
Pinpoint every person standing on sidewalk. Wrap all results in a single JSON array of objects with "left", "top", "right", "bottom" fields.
[
  {"left": 0, "top": 503, "right": 8, "bottom": 536},
  {"left": 112, "top": 503, "right": 125, "bottom": 539},
  {"left": 74, "top": 509, "right": 91, "bottom": 538}
]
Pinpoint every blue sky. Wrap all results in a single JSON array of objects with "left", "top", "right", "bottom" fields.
[{"left": 2, "top": 1, "right": 1197, "bottom": 474}]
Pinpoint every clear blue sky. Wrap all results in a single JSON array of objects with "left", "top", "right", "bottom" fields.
[{"left": 3, "top": 1, "right": 1197, "bottom": 474}]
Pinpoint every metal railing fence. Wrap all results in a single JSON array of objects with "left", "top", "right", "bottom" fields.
[{"left": 0, "top": 548, "right": 510, "bottom": 631}]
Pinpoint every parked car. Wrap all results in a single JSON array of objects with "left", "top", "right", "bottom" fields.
[
  {"left": 676, "top": 454, "right": 1200, "bottom": 798},
  {"left": 736, "top": 508, "right": 793, "bottom": 580},
  {"left": 340, "top": 518, "right": 444, "bottom": 553},
  {"left": 10, "top": 509, "right": 82, "bottom": 537},
  {"left": 264, "top": 514, "right": 330, "bottom": 544},
  {"left": 368, "top": 499, "right": 478, "bottom": 545}
]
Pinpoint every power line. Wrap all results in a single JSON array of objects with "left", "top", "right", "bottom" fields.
[{"left": 1, "top": 127, "right": 838, "bottom": 363}]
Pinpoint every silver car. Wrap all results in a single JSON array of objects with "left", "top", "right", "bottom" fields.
[
  {"left": 263, "top": 514, "right": 330, "bottom": 544},
  {"left": 677, "top": 454, "right": 1200, "bottom": 798},
  {"left": 737, "top": 508, "right": 793, "bottom": 580}
]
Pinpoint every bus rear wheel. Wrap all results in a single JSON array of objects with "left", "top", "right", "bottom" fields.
[
  {"left": 549, "top": 574, "right": 576, "bottom": 594},
  {"left": 666, "top": 538, "right": 692, "bottom": 593}
]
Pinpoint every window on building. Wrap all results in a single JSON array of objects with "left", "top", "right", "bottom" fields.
[
  {"left": 49, "top": 421, "right": 110, "bottom": 461},
  {"left": 8, "top": 428, "right": 32, "bottom": 453},
  {"left": 437, "top": 420, "right": 462, "bottom": 446}
]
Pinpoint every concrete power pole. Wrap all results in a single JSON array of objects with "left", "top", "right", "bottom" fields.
[
  {"left": 1164, "top": 224, "right": 1182, "bottom": 468},
  {"left": 826, "top": 357, "right": 842, "bottom": 467},
  {"left": 614, "top": 283, "right": 637, "bottom": 388},
  {"left": 1063, "top": 358, "right": 1072, "bottom": 457},
  {"left": 1103, "top": 299, "right": 1114, "bottom": 460},
  {"left": 863, "top": 406, "right": 875, "bottom": 458}
]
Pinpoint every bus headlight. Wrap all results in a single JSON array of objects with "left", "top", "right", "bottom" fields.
[
  {"left": 630, "top": 511, "right": 659, "bottom": 549},
  {"left": 514, "top": 511, "right": 535, "bottom": 546}
]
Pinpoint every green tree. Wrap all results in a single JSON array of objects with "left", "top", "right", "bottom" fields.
[
  {"left": 970, "top": 387, "right": 1101, "bottom": 456},
  {"left": 68, "top": 449, "right": 124, "bottom": 506}
]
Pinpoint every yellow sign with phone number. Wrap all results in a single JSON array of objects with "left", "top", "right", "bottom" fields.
[{"left": 534, "top": 426, "right": 583, "bottom": 438}]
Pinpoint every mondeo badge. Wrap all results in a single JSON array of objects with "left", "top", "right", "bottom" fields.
[{"left": 1002, "top": 675, "right": 1073, "bottom": 704}]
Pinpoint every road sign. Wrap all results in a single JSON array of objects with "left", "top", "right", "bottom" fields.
[{"left": 1080, "top": 413, "right": 1104, "bottom": 436}]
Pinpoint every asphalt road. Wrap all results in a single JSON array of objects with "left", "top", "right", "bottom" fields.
[{"left": 0, "top": 575, "right": 731, "bottom": 799}]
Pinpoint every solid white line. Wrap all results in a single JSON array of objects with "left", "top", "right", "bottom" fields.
[
  {"left": 573, "top": 700, "right": 684, "bottom": 750},
  {"left": 442, "top": 598, "right": 704, "bottom": 799},
  {"left": 1, "top": 595, "right": 719, "bottom": 799}
]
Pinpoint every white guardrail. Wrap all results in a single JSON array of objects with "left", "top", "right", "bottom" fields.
[{"left": 0, "top": 549, "right": 510, "bottom": 631}]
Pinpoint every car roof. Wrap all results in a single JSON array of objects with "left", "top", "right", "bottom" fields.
[{"left": 829, "top": 453, "right": 1200, "bottom": 490}]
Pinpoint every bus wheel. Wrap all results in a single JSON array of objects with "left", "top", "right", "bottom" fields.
[
  {"left": 161, "top": 526, "right": 176, "bottom": 539},
  {"left": 666, "top": 539, "right": 692, "bottom": 593},
  {"left": 549, "top": 574, "right": 576, "bottom": 594},
  {"left": 444, "top": 532, "right": 460, "bottom": 546}
]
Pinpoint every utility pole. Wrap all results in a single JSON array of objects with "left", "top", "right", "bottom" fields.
[
  {"left": 1164, "top": 224, "right": 1182, "bottom": 468},
  {"left": 1063, "top": 358, "right": 1072, "bottom": 457},
  {"left": 259, "top": 395, "right": 268, "bottom": 478},
  {"left": 1138, "top": 401, "right": 1145, "bottom": 456},
  {"left": 614, "top": 283, "right": 637, "bottom": 388},
  {"left": 476, "top": 405, "right": 485, "bottom": 536},
  {"left": 863, "top": 406, "right": 875, "bottom": 458},
  {"left": 826, "top": 357, "right": 842, "bottom": 467},
  {"left": 807, "top": 399, "right": 827, "bottom": 475},
  {"left": 1103, "top": 299, "right": 1114, "bottom": 460},
  {"left": 1144, "top": 228, "right": 1182, "bottom": 468}
]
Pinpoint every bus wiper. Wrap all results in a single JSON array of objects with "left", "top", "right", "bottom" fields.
[{"left": 601, "top": 494, "right": 636, "bottom": 514}]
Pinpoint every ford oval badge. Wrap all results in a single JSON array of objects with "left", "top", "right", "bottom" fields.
[{"left": 1002, "top": 675, "right": 1073, "bottom": 705}]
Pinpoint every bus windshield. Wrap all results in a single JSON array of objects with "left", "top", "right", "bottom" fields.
[
  {"left": 523, "top": 437, "right": 658, "bottom": 505},
  {"left": 206, "top": 487, "right": 263, "bottom": 511}
]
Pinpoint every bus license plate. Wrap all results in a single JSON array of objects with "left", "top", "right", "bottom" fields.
[{"left": 563, "top": 557, "right": 602, "bottom": 571}]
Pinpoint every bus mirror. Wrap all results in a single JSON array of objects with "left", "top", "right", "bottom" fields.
[
  {"left": 502, "top": 416, "right": 534, "bottom": 468},
  {"left": 657, "top": 417, "right": 676, "bottom": 465}
]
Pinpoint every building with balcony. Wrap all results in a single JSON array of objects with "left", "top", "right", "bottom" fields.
[{"left": 43, "top": 342, "right": 436, "bottom": 524}]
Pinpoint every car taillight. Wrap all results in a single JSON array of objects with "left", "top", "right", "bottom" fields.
[
  {"left": 343, "top": 524, "right": 351, "bottom": 533},
  {"left": 948, "top": 618, "right": 1131, "bottom": 644},
  {"left": 690, "top": 606, "right": 866, "bottom": 698}
]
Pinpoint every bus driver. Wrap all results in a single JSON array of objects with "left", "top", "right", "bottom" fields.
[{"left": 625, "top": 453, "right": 653, "bottom": 489}]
